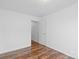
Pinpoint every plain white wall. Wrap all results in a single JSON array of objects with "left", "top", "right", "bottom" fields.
[
  {"left": 0, "top": 9, "right": 36, "bottom": 54},
  {"left": 39, "top": 3, "right": 78, "bottom": 58}
]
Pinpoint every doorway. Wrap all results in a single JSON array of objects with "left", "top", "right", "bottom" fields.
[{"left": 31, "top": 20, "right": 39, "bottom": 42}]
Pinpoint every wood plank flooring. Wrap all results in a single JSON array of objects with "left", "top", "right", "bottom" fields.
[{"left": 0, "top": 41, "right": 74, "bottom": 59}]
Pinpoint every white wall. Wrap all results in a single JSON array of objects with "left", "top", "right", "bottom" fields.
[
  {"left": 0, "top": 9, "right": 36, "bottom": 54},
  {"left": 39, "top": 3, "right": 78, "bottom": 58}
]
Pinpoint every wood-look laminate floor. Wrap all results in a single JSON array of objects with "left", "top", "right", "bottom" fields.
[{"left": 0, "top": 41, "right": 74, "bottom": 59}]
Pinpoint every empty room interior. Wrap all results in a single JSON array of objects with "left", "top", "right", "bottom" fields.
[{"left": 0, "top": 0, "right": 78, "bottom": 59}]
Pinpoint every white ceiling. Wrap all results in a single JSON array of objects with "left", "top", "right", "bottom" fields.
[{"left": 0, "top": 0, "right": 77, "bottom": 17}]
